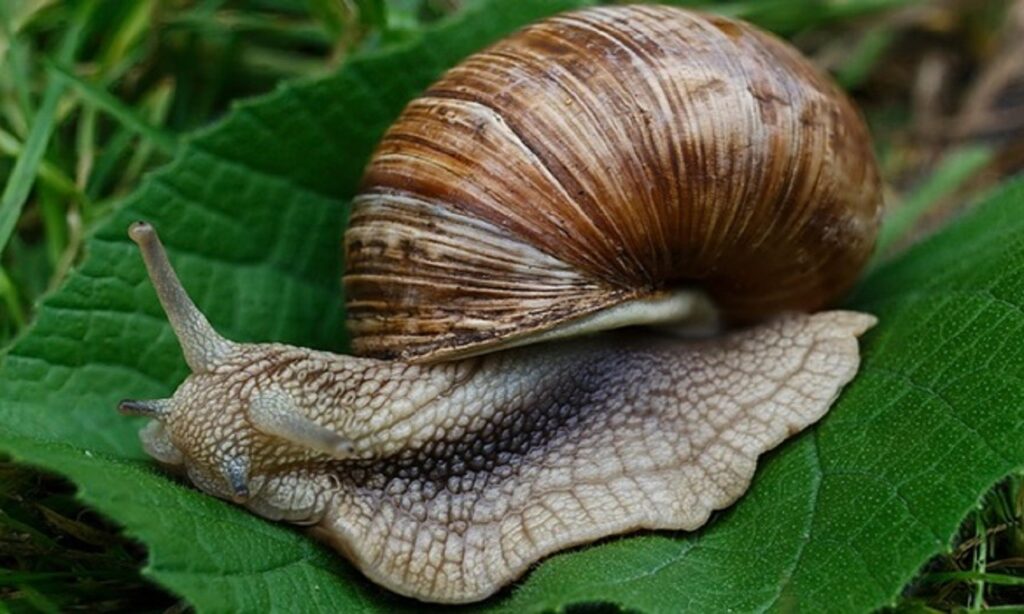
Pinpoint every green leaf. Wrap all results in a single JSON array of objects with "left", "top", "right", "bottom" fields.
[{"left": 1, "top": 1, "right": 1022, "bottom": 613}]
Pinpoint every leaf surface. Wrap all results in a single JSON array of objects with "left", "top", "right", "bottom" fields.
[{"left": 2, "top": 0, "right": 1023, "bottom": 612}]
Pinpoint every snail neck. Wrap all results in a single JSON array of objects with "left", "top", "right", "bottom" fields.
[
  {"left": 279, "top": 349, "right": 477, "bottom": 457},
  {"left": 455, "top": 289, "right": 720, "bottom": 359}
]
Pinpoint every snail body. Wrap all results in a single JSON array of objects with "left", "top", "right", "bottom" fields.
[{"left": 120, "top": 5, "right": 880, "bottom": 604}]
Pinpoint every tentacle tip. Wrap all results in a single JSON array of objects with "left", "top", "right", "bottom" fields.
[
  {"left": 128, "top": 221, "right": 156, "bottom": 245},
  {"left": 118, "top": 398, "right": 171, "bottom": 418}
]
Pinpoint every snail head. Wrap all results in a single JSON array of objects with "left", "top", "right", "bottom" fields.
[{"left": 118, "top": 222, "right": 355, "bottom": 507}]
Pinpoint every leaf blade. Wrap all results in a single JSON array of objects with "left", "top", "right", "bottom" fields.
[{"left": 1, "top": 1, "right": 1022, "bottom": 612}]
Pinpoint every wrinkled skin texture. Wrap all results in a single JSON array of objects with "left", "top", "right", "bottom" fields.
[{"left": 139, "top": 311, "right": 874, "bottom": 603}]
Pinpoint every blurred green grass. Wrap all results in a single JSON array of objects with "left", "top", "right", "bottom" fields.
[
  {"left": 2, "top": 0, "right": 1022, "bottom": 611},
  {"left": 0, "top": 0, "right": 473, "bottom": 347}
]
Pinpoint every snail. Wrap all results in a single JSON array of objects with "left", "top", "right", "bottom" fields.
[{"left": 118, "top": 4, "right": 882, "bottom": 605}]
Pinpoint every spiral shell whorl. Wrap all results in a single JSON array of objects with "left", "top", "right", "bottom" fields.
[{"left": 345, "top": 5, "right": 882, "bottom": 361}]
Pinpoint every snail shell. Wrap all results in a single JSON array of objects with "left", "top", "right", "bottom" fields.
[{"left": 345, "top": 4, "right": 882, "bottom": 362}]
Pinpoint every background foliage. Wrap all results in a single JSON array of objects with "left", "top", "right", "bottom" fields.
[{"left": 2, "top": 0, "right": 1024, "bottom": 612}]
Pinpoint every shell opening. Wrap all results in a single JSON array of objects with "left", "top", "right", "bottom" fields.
[{"left": 446, "top": 289, "right": 720, "bottom": 359}]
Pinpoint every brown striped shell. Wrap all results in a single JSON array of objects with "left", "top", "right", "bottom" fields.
[{"left": 344, "top": 5, "right": 882, "bottom": 362}]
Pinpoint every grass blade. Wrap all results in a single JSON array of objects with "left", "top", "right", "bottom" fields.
[
  {"left": 873, "top": 145, "right": 994, "bottom": 261},
  {"left": 45, "top": 61, "right": 180, "bottom": 156},
  {"left": 0, "top": 127, "right": 82, "bottom": 198},
  {"left": 0, "top": 1, "right": 92, "bottom": 258},
  {"left": 922, "top": 571, "right": 1024, "bottom": 587},
  {"left": 0, "top": 266, "right": 25, "bottom": 328}
]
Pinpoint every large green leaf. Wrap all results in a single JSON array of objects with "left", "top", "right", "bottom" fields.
[{"left": 2, "top": 0, "right": 1023, "bottom": 612}]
